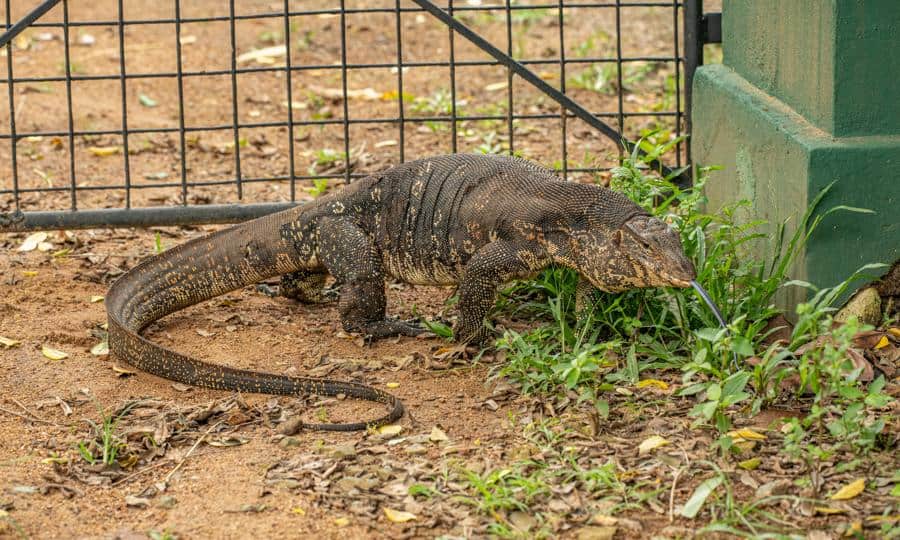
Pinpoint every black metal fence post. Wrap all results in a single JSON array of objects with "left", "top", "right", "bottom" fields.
[{"left": 683, "top": 0, "right": 722, "bottom": 169}]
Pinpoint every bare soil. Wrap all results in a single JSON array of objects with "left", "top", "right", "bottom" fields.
[
  {"left": 2, "top": 227, "right": 898, "bottom": 540},
  {"left": 0, "top": 1, "right": 897, "bottom": 540}
]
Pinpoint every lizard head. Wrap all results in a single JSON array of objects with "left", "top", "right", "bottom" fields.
[{"left": 571, "top": 214, "right": 696, "bottom": 292}]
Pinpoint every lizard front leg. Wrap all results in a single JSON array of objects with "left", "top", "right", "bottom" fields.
[
  {"left": 456, "top": 241, "right": 551, "bottom": 345},
  {"left": 318, "top": 216, "right": 423, "bottom": 339}
]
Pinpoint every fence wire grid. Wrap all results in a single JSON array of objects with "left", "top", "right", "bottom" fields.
[{"left": 0, "top": 0, "right": 711, "bottom": 231}]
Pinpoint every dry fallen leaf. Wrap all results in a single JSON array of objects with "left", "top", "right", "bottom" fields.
[
  {"left": 378, "top": 424, "right": 403, "bottom": 436},
  {"left": 875, "top": 336, "right": 889, "bottom": 349},
  {"left": 17, "top": 231, "right": 48, "bottom": 252},
  {"left": 636, "top": 379, "right": 669, "bottom": 391},
  {"left": 484, "top": 81, "right": 508, "bottom": 91},
  {"left": 236, "top": 45, "right": 287, "bottom": 64},
  {"left": 112, "top": 364, "right": 136, "bottom": 377},
  {"left": 291, "top": 506, "right": 306, "bottom": 516},
  {"left": 88, "top": 145, "right": 122, "bottom": 157},
  {"left": 727, "top": 429, "right": 767, "bottom": 442},
  {"left": 814, "top": 506, "right": 847, "bottom": 515},
  {"left": 0, "top": 336, "right": 21, "bottom": 348},
  {"left": 638, "top": 435, "right": 669, "bottom": 455},
  {"left": 90, "top": 341, "right": 109, "bottom": 356},
  {"left": 41, "top": 345, "right": 68, "bottom": 360},
  {"left": 208, "top": 437, "right": 249, "bottom": 447},
  {"left": 429, "top": 426, "right": 449, "bottom": 442},
  {"left": 309, "top": 85, "right": 381, "bottom": 101},
  {"left": 888, "top": 327, "right": 900, "bottom": 338},
  {"left": 333, "top": 517, "right": 350, "bottom": 527},
  {"left": 830, "top": 478, "right": 865, "bottom": 500},
  {"left": 386, "top": 382, "right": 400, "bottom": 389},
  {"left": 383, "top": 507, "right": 417, "bottom": 523},
  {"left": 90, "top": 295, "right": 105, "bottom": 303}
]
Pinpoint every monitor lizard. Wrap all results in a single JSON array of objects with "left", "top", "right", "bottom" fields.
[{"left": 106, "top": 153, "right": 695, "bottom": 430}]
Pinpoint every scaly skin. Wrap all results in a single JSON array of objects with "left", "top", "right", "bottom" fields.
[{"left": 106, "top": 154, "right": 695, "bottom": 431}]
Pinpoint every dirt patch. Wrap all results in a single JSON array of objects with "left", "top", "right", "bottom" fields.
[
  {"left": 2, "top": 226, "right": 898, "bottom": 539},
  {"left": 1, "top": 2, "right": 897, "bottom": 539}
]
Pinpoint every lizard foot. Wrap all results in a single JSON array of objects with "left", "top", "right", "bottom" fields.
[{"left": 454, "top": 325, "right": 494, "bottom": 348}]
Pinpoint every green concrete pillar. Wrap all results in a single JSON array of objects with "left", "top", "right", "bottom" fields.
[{"left": 691, "top": 0, "right": 899, "bottom": 306}]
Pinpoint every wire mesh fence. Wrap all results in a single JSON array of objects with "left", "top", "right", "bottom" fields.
[{"left": 0, "top": 0, "right": 698, "bottom": 230}]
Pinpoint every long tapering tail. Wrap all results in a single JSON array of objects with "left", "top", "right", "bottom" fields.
[{"left": 105, "top": 210, "right": 403, "bottom": 431}]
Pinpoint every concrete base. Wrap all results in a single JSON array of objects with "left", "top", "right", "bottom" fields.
[{"left": 692, "top": 64, "right": 899, "bottom": 307}]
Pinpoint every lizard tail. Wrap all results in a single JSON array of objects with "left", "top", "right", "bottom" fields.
[{"left": 105, "top": 212, "right": 403, "bottom": 431}]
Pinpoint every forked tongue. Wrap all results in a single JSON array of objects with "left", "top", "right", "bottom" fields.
[{"left": 690, "top": 280, "right": 738, "bottom": 364}]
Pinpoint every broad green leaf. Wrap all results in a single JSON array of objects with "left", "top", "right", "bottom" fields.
[
  {"left": 680, "top": 476, "right": 723, "bottom": 518},
  {"left": 138, "top": 93, "right": 158, "bottom": 107},
  {"left": 695, "top": 328, "right": 721, "bottom": 342},
  {"left": 722, "top": 371, "right": 750, "bottom": 397}
]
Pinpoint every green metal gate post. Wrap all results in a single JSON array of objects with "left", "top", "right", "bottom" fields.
[{"left": 691, "top": 1, "right": 899, "bottom": 307}]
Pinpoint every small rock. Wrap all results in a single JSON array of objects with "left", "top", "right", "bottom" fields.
[
  {"left": 835, "top": 287, "right": 882, "bottom": 326},
  {"left": 755, "top": 479, "right": 793, "bottom": 498},
  {"left": 76, "top": 33, "right": 95, "bottom": 46},
  {"left": 124, "top": 495, "right": 150, "bottom": 508},
  {"left": 591, "top": 514, "right": 617, "bottom": 526},
  {"left": 155, "top": 495, "right": 176, "bottom": 509},
  {"left": 405, "top": 443, "right": 428, "bottom": 455},
  {"left": 278, "top": 417, "right": 304, "bottom": 435},
  {"left": 660, "top": 525, "right": 694, "bottom": 538},
  {"left": 429, "top": 426, "right": 449, "bottom": 442},
  {"left": 279, "top": 436, "right": 301, "bottom": 448},
  {"left": 509, "top": 511, "right": 537, "bottom": 532},
  {"left": 576, "top": 526, "right": 617, "bottom": 540},
  {"left": 326, "top": 444, "right": 357, "bottom": 459}
]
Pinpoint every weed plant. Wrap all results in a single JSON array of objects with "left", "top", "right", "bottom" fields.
[{"left": 494, "top": 139, "right": 892, "bottom": 449}]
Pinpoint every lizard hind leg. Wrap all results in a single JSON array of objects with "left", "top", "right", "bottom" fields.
[
  {"left": 280, "top": 270, "right": 338, "bottom": 304},
  {"left": 318, "top": 216, "right": 423, "bottom": 339}
]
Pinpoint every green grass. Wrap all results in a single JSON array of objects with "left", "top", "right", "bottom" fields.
[
  {"left": 479, "top": 143, "right": 894, "bottom": 531},
  {"left": 408, "top": 89, "right": 463, "bottom": 133},
  {"left": 500, "top": 144, "right": 890, "bottom": 443},
  {"left": 568, "top": 62, "right": 657, "bottom": 96},
  {"left": 76, "top": 402, "right": 139, "bottom": 467}
]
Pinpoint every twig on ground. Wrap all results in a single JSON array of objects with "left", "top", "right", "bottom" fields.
[
  {"left": 0, "top": 404, "right": 56, "bottom": 425},
  {"left": 164, "top": 420, "right": 223, "bottom": 483},
  {"left": 668, "top": 466, "right": 684, "bottom": 522}
]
